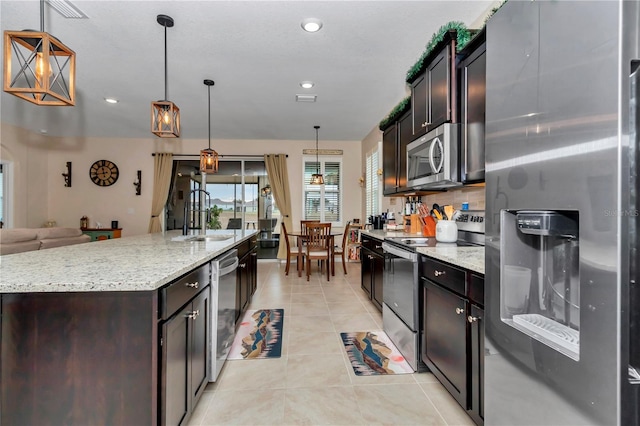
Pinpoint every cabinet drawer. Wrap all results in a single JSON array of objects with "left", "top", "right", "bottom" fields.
[
  {"left": 236, "top": 236, "right": 258, "bottom": 259},
  {"left": 160, "top": 263, "right": 210, "bottom": 320},
  {"left": 421, "top": 257, "right": 466, "bottom": 296},
  {"left": 468, "top": 273, "right": 484, "bottom": 307},
  {"left": 361, "top": 235, "right": 384, "bottom": 256}
]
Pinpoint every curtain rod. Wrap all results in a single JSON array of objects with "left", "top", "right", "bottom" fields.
[{"left": 151, "top": 154, "right": 288, "bottom": 158}]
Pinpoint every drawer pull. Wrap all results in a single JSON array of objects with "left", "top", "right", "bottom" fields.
[
  {"left": 421, "top": 122, "right": 427, "bottom": 128},
  {"left": 239, "top": 263, "right": 247, "bottom": 268},
  {"left": 455, "top": 307, "right": 464, "bottom": 315},
  {"left": 185, "top": 281, "right": 199, "bottom": 289},
  {"left": 434, "top": 270, "right": 446, "bottom": 277},
  {"left": 185, "top": 309, "right": 200, "bottom": 320},
  {"left": 375, "top": 245, "right": 382, "bottom": 249},
  {"left": 468, "top": 315, "right": 479, "bottom": 323}
]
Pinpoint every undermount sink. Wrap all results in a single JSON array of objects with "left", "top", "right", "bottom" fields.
[
  {"left": 171, "top": 234, "right": 235, "bottom": 242},
  {"left": 187, "top": 234, "right": 235, "bottom": 241}
]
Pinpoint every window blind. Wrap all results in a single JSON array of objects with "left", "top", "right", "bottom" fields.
[{"left": 303, "top": 159, "right": 342, "bottom": 223}]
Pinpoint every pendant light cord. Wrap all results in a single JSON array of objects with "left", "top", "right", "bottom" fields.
[
  {"left": 315, "top": 126, "right": 320, "bottom": 174},
  {"left": 208, "top": 84, "right": 211, "bottom": 149},
  {"left": 164, "top": 24, "right": 168, "bottom": 101}
]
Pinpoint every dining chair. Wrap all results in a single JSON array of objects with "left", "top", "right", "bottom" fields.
[
  {"left": 305, "top": 222, "right": 332, "bottom": 281},
  {"left": 300, "top": 220, "right": 320, "bottom": 235},
  {"left": 280, "top": 222, "right": 300, "bottom": 276},
  {"left": 333, "top": 222, "right": 362, "bottom": 275}
]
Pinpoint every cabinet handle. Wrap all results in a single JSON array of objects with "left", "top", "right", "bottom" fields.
[
  {"left": 375, "top": 245, "right": 382, "bottom": 249},
  {"left": 468, "top": 315, "right": 479, "bottom": 323},
  {"left": 185, "top": 309, "right": 200, "bottom": 320},
  {"left": 185, "top": 281, "right": 199, "bottom": 289},
  {"left": 434, "top": 270, "right": 446, "bottom": 277},
  {"left": 421, "top": 122, "right": 427, "bottom": 128},
  {"left": 455, "top": 307, "right": 464, "bottom": 315},
  {"left": 239, "top": 263, "right": 246, "bottom": 268},
  {"left": 368, "top": 255, "right": 374, "bottom": 260}
]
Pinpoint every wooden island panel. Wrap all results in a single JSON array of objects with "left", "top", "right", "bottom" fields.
[{"left": 1, "top": 291, "right": 158, "bottom": 425}]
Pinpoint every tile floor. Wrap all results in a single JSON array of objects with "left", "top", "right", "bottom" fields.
[{"left": 188, "top": 259, "right": 475, "bottom": 426}]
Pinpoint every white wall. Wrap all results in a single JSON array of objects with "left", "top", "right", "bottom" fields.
[{"left": 1, "top": 123, "right": 362, "bottom": 235}]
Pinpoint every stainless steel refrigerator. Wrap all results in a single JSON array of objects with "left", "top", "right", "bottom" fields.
[{"left": 485, "top": 1, "right": 639, "bottom": 425}]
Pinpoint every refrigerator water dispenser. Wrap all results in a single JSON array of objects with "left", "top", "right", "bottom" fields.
[{"left": 500, "top": 210, "right": 580, "bottom": 360}]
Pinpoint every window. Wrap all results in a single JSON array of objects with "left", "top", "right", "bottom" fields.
[
  {"left": 303, "top": 157, "right": 342, "bottom": 223},
  {"left": 365, "top": 144, "right": 381, "bottom": 219}
]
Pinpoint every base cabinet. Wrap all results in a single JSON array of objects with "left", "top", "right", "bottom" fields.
[
  {"left": 421, "top": 256, "right": 484, "bottom": 425},
  {"left": 360, "top": 235, "right": 384, "bottom": 312},
  {"left": 236, "top": 237, "right": 258, "bottom": 322},
  {"left": 160, "top": 264, "right": 211, "bottom": 426}
]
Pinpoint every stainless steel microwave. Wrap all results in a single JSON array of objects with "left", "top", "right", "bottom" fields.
[{"left": 406, "top": 123, "right": 461, "bottom": 189}]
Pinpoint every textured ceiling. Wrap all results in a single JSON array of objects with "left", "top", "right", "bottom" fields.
[{"left": 0, "top": 0, "right": 494, "bottom": 142}]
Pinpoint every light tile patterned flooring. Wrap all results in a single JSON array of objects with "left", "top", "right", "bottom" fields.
[{"left": 188, "top": 260, "right": 475, "bottom": 426}]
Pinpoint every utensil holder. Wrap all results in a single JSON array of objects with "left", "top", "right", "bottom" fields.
[
  {"left": 435, "top": 220, "right": 458, "bottom": 243},
  {"left": 422, "top": 216, "right": 436, "bottom": 237}
]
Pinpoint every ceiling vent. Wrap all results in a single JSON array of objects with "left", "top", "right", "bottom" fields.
[
  {"left": 46, "top": 0, "right": 88, "bottom": 18},
  {"left": 296, "top": 94, "right": 317, "bottom": 103}
]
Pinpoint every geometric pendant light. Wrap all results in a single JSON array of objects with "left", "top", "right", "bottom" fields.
[
  {"left": 200, "top": 79, "right": 219, "bottom": 174},
  {"left": 310, "top": 125, "right": 325, "bottom": 185},
  {"left": 151, "top": 14, "right": 180, "bottom": 138},
  {"left": 3, "top": 0, "right": 76, "bottom": 106}
]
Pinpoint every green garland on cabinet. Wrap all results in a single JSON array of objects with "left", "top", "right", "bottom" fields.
[
  {"left": 405, "top": 21, "right": 473, "bottom": 83},
  {"left": 379, "top": 95, "right": 411, "bottom": 130}
]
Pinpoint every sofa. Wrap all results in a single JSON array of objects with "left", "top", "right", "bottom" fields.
[{"left": 0, "top": 227, "right": 91, "bottom": 255}]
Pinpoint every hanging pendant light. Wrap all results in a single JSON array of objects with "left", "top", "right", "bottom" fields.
[
  {"left": 3, "top": 0, "right": 76, "bottom": 106},
  {"left": 310, "top": 125, "right": 324, "bottom": 185},
  {"left": 151, "top": 14, "right": 180, "bottom": 138},
  {"left": 200, "top": 79, "right": 219, "bottom": 173}
]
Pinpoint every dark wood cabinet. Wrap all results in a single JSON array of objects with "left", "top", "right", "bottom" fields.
[
  {"left": 383, "top": 110, "right": 412, "bottom": 196},
  {"left": 421, "top": 255, "right": 484, "bottom": 425},
  {"left": 160, "top": 264, "right": 210, "bottom": 426},
  {"left": 410, "top": 30, "right": 458, "bottom": 138},
  {"left": 360, "top": 235, "right": 384, "bottom": 311},
  {"left": 458, "top": 29, "right": 486, "bottom": 183},
  {"left": 423, "top": 280, "right": 468, "bottom": 407},
  {"left": 382, "top": 123, "right": 398, "bottom": 195},
  {"left": 236, "top": 237, "right": 258, "bottom": 322},
  {"left": 468, "top": 303, "right": 484, "bottom": 425}
]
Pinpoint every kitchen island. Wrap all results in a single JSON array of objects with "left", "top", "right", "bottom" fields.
[{"left": 0, "top": 229, "right": 258, "bottom": 426}]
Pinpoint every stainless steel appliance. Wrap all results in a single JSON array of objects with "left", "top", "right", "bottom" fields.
[
  {"left": 382, "top": 211, "right": 485, "bottom": 372},
  {"left": 485, "top": 1, "right": 639, "bottom": 424},
  {"left": 208, "top": 249, "right": 239, "bottom": 382},
  {"left": 406, "top": 123, "right": 461, "bottom": 189}
]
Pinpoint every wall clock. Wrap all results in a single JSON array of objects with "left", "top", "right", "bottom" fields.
[{"left": 89, "top": 159, "right": 119, "bottom": 186}]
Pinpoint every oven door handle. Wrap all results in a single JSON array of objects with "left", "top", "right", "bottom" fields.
[{"left": 381, "top": 242, "right": 418, "bottom": 262}]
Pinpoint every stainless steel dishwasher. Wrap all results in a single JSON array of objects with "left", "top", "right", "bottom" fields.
[{"left": 208, "top": 249, "right": 239, "bottom": 382}]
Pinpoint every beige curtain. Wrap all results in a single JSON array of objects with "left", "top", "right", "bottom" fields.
[
  {"left": 264, "top": 154, "right": 292, "bottom": 259},
  {"left": 148, "top": 153, "right": 173, "bottom": 233}
]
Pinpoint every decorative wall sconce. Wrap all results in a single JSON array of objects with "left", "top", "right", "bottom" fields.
[
  {"left": 4, "top": 0, "right": 76, "bottom": 106},
  {"left": 62, "top": 161, "right": 72, "bottom": 187},
  {"left": 133, "top": 170, "right": 141, "bottom": 195}
]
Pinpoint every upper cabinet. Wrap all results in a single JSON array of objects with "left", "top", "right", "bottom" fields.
[
  {"left": 409, "top": 30, "right": 459, "bottom": 139},
  {"left": 381, "top": 98, "right": 411, "bottom": 195},
  {"left": 457, "top": 29, "right": 487, "bottom": 184}
]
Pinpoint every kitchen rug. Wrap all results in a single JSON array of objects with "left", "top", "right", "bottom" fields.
[
  {"left": 228, "top": 309, "right": 284, "bottom": 359},
  {"left": 340, "top": 331, "right": 414, "bottom": 375}
]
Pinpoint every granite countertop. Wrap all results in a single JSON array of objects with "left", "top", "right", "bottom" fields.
[
  {"left": 360, "top": 229, "right": 485, "bottom": 275},
  {"left": 0, "top": 230, "right": 258, "bottom": 293}
]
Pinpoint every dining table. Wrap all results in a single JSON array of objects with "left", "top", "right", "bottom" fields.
[{"left": 286, "top": 230, "right": 343, "bottom": 278}]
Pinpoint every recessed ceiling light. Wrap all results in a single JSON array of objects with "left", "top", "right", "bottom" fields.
[
  {"left": 300, "top": 81, "right": 314, "bottom": 89},
  {"left": 104, "top": 98, "right": 118, "bottom": 104},
  {"left": 301, "top": 18, "right": 323, "bottom": 33}
]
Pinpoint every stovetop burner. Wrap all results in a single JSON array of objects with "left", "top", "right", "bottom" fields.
[{"left": 385, "top": 210, "right": 485, "bottom": 250}]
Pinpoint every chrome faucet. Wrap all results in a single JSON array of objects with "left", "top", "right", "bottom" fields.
[{"left": 183, "top": 189, "right": 211, "bottom": 235}]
